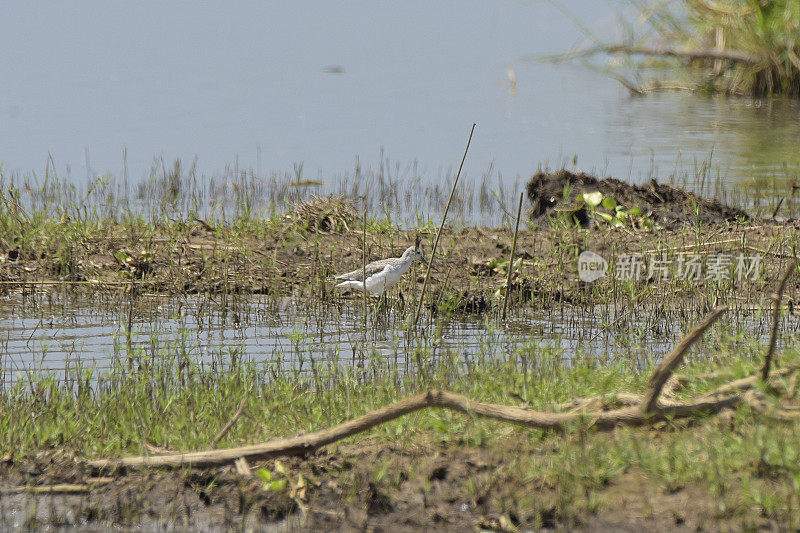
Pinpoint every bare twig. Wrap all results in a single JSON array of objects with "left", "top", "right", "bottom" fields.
[
  {"left": 414, "top": 123, "right": 476, "bottom": 327},
  {"left": 210, "top": 398, "right": 247, "bottom": 449},
  {"left": 762, "top": 261, "right": 796, "bottom": 381},
  {"left": 0, "top": 479, "right": 113, "bottom": 494},
  {"left": 503, "top": 192, "right": 524, "bottom": 320},
  {"left": 640, "top": 306, "right": 727, "bottom": 415},
  {"left": 603, "top": 45, "right": 758, "bottom": 64},
  {"left": 771, "top": 197, "right": 785, "bottom": 219}
]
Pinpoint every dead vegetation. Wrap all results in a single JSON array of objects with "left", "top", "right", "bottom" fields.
[{"left": 283, "top": 194, "right": 360, "bottom": 234}]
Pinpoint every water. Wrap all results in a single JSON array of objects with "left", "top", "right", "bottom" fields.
[
  {"left": 2, "top": 3, "right": 799, "bottom": 382},
  {"left": 0, "top": 286, "right": 793, "bottom": 386},
  {"left": 2, "top": 2, "right": 799, "bottom": 196}
]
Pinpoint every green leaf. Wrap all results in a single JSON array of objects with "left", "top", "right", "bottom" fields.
[
  {"left": 266, "top": 479, "right": 288, "bottom": 492},
  {"left": 255, "top": 468, "right": 272, "bottom": 483},
  {"left": 601, "top": 197, "right": 617, "bottom": 210},
  {"left": 597, "top": 212, "right": 614, "bottom": 222},
  {"left": 582, "top": 191, "right": 603, "bottom": 207},
  {"left": 487, "top": 257, "right": 505, "bottom": 270},
  {"left": 627, "top": 206, "right": 641, "bottom": 216}
]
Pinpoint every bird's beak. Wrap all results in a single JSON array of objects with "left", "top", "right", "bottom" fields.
[{"left": 420, "top": 254, "right": 429, "bottom": 265}]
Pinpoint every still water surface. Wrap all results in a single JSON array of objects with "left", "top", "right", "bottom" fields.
[
  {"left": 2, "top": 2, "right": 798, "bottom": 193},
  {"left": 0, "top": 288, "right": 792, "bottom": 385}
]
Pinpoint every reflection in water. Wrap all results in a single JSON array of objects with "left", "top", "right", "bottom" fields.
[{"left": 607, "top": 94, "right": 800, "bottom": 191}]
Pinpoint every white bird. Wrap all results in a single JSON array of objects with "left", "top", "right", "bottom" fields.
[{"left": 335, "top": 245, "right": 427, "bottom": 296}]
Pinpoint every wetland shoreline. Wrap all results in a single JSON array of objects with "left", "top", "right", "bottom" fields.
[{"left": 3, "top": 178, "right": 800, "bottom": 530}]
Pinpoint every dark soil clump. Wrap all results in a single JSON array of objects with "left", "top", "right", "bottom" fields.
[{"left": 526, "top": 170, "right": 750, "bottom": 229}]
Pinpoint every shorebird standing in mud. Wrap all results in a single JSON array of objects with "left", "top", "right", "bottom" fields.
[{"left": 335, "top": 236, "right": 427, "bottom": 296}]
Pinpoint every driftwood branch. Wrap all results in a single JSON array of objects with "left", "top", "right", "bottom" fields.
[
  {"left": 0, "top": 478, "right": 113, "bottom": 494},
  {"left": 88, "top": 389, "right": 744, "bottom": 470},
  {"left": 641, "top": 306, "right": 727, "bottom": 414},
  {"left": 700, "top": 365, "right": 798, "bottom": 400},
  {"left": 210, "top": 398, "right": 247, "bottom": 449},
  {"left": 762, "top": 261, "right": 795, "bottom": 380},
  {"left": 558, "top": 392, "right": 684, "bottom": 413},
  {"left": 603, "top": 45, "right": 759, "bottom": 65}
]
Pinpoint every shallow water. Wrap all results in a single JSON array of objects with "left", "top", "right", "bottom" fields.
[
  {"left": 0, "top": 287, "right": 794, "bottom": 385},
  {"left": 1, "top": 2, "right": 799, "bottom": 209}
]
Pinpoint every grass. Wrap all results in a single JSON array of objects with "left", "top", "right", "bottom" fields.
[
  {"left": 669, "top": 0, "right": 800, "bottom": 96},
  {"left": 684, "top": 0, "right": 800, "bottom": 96},
  {"left": 2, "top": 330, "right": 800, "bottom": 525},
  {"left": 3, "top": 163, "right": 800, "bottom": 526}
]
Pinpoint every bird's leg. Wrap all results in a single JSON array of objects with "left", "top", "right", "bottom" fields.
[{"left": 371, "top": 294, "right": 384, "bottom": 331}]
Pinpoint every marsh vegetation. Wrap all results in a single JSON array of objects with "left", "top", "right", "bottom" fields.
[
  {"left": 1, "top": 158, "right": 800, "bottom": 529},
  {"left": 555, "top": 0, "right": 800, "bottom": 97}
]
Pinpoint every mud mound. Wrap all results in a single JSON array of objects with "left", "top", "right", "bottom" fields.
[{"left": 526, "top": 170, "right": 749, "bottom": 229}]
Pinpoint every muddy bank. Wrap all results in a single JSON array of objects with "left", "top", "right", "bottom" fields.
[
  {"left": 0, "top": 179, "right": 797, "bottom": 317},
  {"left": 526, "top": 170, "right": 751, "bottom": 229},
  {"left": 0, "top": 439, "right": 775, "bottom": 531},
  {"left": 1, "top": 220, "right": 799, "bottom": 315}
]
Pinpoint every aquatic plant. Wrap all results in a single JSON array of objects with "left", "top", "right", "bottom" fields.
[{"left": 549, "top": 0, "right": 800, "bottom": 97}]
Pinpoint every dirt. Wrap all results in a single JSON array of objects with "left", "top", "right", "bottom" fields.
[
  {"left": 2, "top": 215, "right": 798, "bottom": 319},
  {"left": 0, "top": 438, "right": 775, "bottom": 531},
  {"left": 526, "top": 170, "right": 751, "bottom": 229},
  {"left": 1, "top": 172, "right": 795, "bottom": 312}
]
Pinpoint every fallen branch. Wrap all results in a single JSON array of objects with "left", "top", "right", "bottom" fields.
[
  {"left": 0, "top": 478, "right": 113, "bottom": 494},
  {"left": 85, "top": 305, "right": 796, "bottom": 471},
  {"left": 88, "top": 389, "right": 743, "bottom": 470},
  {"left": 762, "top": 261, "right": 796, "bottom": 380},
  {"left": 700, "top": 365, "right": 798, "bottom": 400},
  {"left": 743, "top": 390, "right": 800, "bottom": 422},
  {"left": 641, "top": 306, "right": 727, "bottom": 415},
  {"left": 557, "top": 392, "right": 683, "bottom": 413},
  {"left": 210, "top": 398, "right": 247, "bottom": 449},
  {"left": 603, "top": 45, "right": 759, "bottom": 65}
]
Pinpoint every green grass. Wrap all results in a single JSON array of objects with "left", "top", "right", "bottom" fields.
[
  {"left": 2, "top": 333, "right": 800, "bottom": 524},
  {"left": 555, "top": 0, "right": 800, "bottom": 97},
  {"left": 684, "top": 0, "right": 800, "bottom": 96}
]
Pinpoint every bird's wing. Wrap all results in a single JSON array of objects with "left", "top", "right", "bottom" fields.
[
  {"left": 334, "top": 258, "right": 392, "bottom": 281},
  {"left": 363, "top": 263, "right": 395, "bottom": 293}
]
